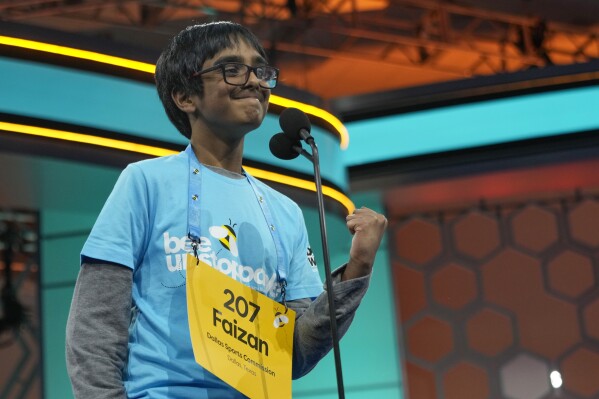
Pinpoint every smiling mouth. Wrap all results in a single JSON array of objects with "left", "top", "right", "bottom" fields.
[
  {"left": 233, "top": 90, "right": 264, "bottom": 101},
  {"left": 234, "top": 96, "right": 262, "bottom": 102}
]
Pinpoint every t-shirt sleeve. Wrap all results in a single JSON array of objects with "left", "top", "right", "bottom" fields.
[
  {"left": 283, "top": 205, "right": 324, "bottom": 300},
  {"left": 81, "top": 164, "right": 149, "bottom": 270}
]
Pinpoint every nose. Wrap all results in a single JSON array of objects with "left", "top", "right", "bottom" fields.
[{"left": 244, "top": 68, "right": 261, "bottom": 88}]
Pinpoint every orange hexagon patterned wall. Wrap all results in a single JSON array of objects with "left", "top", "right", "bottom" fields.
[{"left": 389, "top": 194, "right": 599, "bottom": 399}]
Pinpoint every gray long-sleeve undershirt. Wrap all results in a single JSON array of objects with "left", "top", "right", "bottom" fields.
[{"left": 66, "top": 263, "right": 370, "bottom": 399}]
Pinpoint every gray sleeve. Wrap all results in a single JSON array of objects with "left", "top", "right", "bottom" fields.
[
  {"left": 288, "top": 265, "right": 371, "bottom": 379},
  {"left": 66, "top": 263, "right": 132, "bottom": 399}
]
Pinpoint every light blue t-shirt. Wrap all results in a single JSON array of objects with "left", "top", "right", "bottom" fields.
[{"left": 82, "top": 147, "right": 323, "bottom": 398}]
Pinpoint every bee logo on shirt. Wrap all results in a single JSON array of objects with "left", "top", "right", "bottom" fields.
[{"left": 209, "top": 220, "right": 239, "bottom": 257}]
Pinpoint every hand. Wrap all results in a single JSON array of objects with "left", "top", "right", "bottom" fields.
[{"left": 342, "top": 207, "right": 388, "bottom": 281}]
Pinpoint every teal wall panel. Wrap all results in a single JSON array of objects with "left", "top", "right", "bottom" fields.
[
  {"left": 41, "top": 234, "right": 87, "bottom": 286},
  {"left": 42, "top": 209, "right": 101, "bottom": 287},
  {"left": 42, "top": 209, "right": 100, "bottom": 237},
  {"left": 344, "top": 85, "right": 599, "bottom": 166},
  {"left": 0, "top": 152, "right": 120, "bottom": 214},
  {"left": 41, "top": 210, "right": 104, "bottom": 287}
]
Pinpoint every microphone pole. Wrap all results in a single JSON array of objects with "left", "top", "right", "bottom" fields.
[
  {"left": 273, "top": 107, "right": 346, "bottom": 398},
  {"left": 307, "top": 140, "right": 346, "bottom": 399}
]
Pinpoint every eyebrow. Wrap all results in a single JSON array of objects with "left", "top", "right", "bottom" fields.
[{"left": 213, "top": 54, "right": 268, "bottom": 65}]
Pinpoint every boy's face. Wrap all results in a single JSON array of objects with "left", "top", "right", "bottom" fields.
[{"left": 192, "top": 38, "right": 271, "bottom": 139}]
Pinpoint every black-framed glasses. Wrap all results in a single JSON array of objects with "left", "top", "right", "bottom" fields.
[{"left": 191, "top": 62, "right": 279, "bottom": 89}]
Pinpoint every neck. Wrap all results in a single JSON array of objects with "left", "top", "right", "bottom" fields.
[{"left": 190, "top": 132, "right": 244, "bottom": 174}]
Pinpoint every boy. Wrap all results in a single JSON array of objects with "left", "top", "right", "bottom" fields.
[{"left": 66, "top": 21, "right": 387, "bottom": 398}]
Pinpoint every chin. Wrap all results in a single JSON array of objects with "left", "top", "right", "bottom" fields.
[
  {"left": 240, "top": 108, "right": 266, "bottom": 126},
  {"left": 244, "top": 119, "right": 263, "bottom": 133}
]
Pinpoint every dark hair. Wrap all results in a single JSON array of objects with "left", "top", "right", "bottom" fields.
[{"left": 155, "top": 21, "right": 268, "bottom": 139}]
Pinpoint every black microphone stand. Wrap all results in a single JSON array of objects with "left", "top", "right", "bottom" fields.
[{"left": 294, "top": 141, "right": 346, "bottom": 399}]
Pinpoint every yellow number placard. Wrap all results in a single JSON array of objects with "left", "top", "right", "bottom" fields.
[{"left": 186, "top": 254, "right": 295, "bottom": 399}]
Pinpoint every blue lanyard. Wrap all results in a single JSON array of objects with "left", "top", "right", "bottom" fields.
[{"left": 185, "top": 145, "right": 288, "bottom": 297}]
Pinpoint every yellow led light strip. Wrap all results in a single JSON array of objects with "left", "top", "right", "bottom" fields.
[
  {"left": 0, "top": 121, "right": 175, "bottom": 157},
  {"left": 244, "top": 167, "right": 355, "bottom": 214},
  {"left": 0, "top": 35, "right": 349, "bottom": 149},
  {"left": 269, "top": 95, "right": 349, "bottom": 149},
  {"left": 0, "top": 121, "right": 355, "bottom": 214},
  {"left": 0, "top": 36, "right": 156, "bottom": 73}
]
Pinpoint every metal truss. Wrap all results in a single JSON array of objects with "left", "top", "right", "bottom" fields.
[{"left": 1, "top": 0, "right": 597, "bottom": 76}]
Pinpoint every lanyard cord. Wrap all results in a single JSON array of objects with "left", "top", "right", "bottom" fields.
[{"left": 185, "top": 145, "right": 289, "bottom": 303}]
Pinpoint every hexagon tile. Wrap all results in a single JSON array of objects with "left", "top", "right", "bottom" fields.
[
  {"left": 511, "top": 205, "right": 558, "bottom": 254},
  {"left": 407, "top": 316, "right": 454, "bottom": 363},
  {"left": 431, "top": 262, "right": 477, "bottom": 310},
  {"left": 443, "top": 361, "right": 490, "bottom": 399},
  {"left": 393, "top": 262, "right": 427, "bottom": 322},
  {"left": 547, "top": 250, "right": 594, "bottom": 299},
  {"left": 394, "top": 217, "right": 442, "bottom": 266},
  {"left": 467, "top": 308, "right": 514, "bottom": 357},
  {"left": 453, "top": 211, "right": 501, "bottom": 260},
  {"left": 569, "top": 200, "right": 599, "bottom": 248},
  {"left": 561, "top": 347, "right": 599, "bottom": 397}
]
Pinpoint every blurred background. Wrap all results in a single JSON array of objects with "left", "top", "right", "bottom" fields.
[{"left": 1, "top": 0, "right": 598, "bottom": 398}]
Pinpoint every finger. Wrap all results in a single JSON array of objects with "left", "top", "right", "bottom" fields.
[
  {"left": 346, "top": 218, "right": 361, "bottom": 234},
  {"left": 347, "top": 208, "right": 376, "bottom": 218},
  {"left": 346, "top": 217, "right": 358, "bottom": 228}
]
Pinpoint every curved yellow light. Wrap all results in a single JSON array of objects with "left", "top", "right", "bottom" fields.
[
  {"left": 244, "top": 167, "right": 355, "bottom": 214},
  {"left": 269, "top": 95, "right": 350, "bottom": 149},
  {"left": 0, "top": 121, "right": 175, "bottom": 157},
  {"left": 0, "top": 121, "right": 355, "bottom": 214},
  {"left": 0, "top": 35, "right": 349, "bottom": 149},
  {"left": 0, "top": 36, "right": 155, "bottom": 74}
]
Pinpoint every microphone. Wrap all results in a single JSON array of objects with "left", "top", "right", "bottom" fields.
[
  {"left": 269, "top": 132, "right": 314, "bottom": 161},
  {"left": 269, "top": 133, "right": 300, "bottom": 160},
  {"left": 279, "top": 107, "right": 315, "bottom": 144}
]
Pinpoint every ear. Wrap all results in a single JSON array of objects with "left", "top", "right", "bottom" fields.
[{"left": 171, "top": 90, "right": 197, "bottom": 113}]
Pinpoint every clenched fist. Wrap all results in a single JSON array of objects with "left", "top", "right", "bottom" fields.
[{"left": 342, "top": 207, "right": 388, "bottom": 281}]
